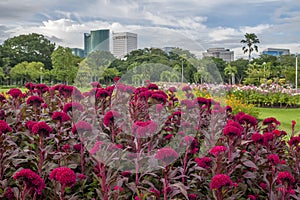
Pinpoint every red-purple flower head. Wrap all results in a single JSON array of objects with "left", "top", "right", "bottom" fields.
[
  {"left": 267, "top": 154, "right": 281, "bottom": 166},
  {"left": 195, "top": 157, "right": 212, "bottom": 169},
  {"left": 155, "top": 147, "right": 179, "bottom": 165},
  {"left": 0, "top": 120, "right": 12, "bottom": 135},
  {"left": 276, "top": 171, "right": 295, "bottom": 186},
  {"left": 91, "top": 82, "right": 101, "bottom": 88},
  {"left": 32, "top": 122, "right": 52, "bottom": 137},
  {"left": 71, "top": 121, "right": 93, "bottom": 134},
  {"left": 7, "top": 88, "right": 22, "bottom": 98},
  {"left": 147, "top": 83, "right": 159, "bottom": 90},
  {"left": 223, "top": 124, "right": 242, "bottom": 138},
  {"left": 52, "top": 111, "right": 71, "bottom": 123},
  {"left": 26, "top": 96, "right": 44, "bottom": 107},
  {"left": 262, "top": 117, "right": 280, "bottom": 126},
  {"left": 35, "top": 84, "right": 49, "bottom": 94},
  {"left": 25, "top": 120, "right": 37, "bottom": 132},
  {"left": 168, "top": 86, "right": 177, "bottom": 93},
  {"left": 239, "top": 114, "right": 257, "bottom": 127},
  {"left": 132, "top": 120, "right": 157, "bottom": 138},
  {"left": 25, "top": 82, "right": 35, "bottom": 91},
  {"left": 210, "top": 174, "right": 233, "bottom": 190},
  {"left": 182, "top": 85, "right": 191, "bottom": 92},
  {"left": 209, "top": 146, "right": 227, "bottom": 157},
  {"left": 95, "top": 88, "right": 110, "bottom": 99},
  {"left": 13, "top": 168, "right": 45, "bottom": 195},
  {"left": 63, "top": 102, "right": 84, "bottom": 113},
  {"left": 288, "top": 136, "right": 300, "bottom": 147},
  {"left": 103, "top": 110, "right": 120, "bottom": 127},
  {"left": 251, "top": 133, "right": 264, "bottom": 144},
  {"left": 49, "top": 167, "right": 76, "bottom": 188}
]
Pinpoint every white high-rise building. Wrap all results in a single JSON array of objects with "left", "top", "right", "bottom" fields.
[{"left": 113, "top": 32, "right": 137, "bottom": 58}]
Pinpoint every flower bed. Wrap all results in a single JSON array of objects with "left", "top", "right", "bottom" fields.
[{"left": 0, "top": 82, "right": 299, "bottom": 200}]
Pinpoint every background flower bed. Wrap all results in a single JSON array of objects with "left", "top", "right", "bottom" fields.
[{"left": 0, "top": 82, "right": 299, "bottom": 200}]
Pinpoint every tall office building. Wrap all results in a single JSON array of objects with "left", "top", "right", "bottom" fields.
[
  {"left": 84, "top": 29, "right": 110, "bottom": 57},
  {"left": 112, "top": 32, "right": 137, "bottom": 58},
  {"left": 262, "top": 48, "right": 290, "bottom": 56},
  {"left": 203, "top": 48, "right": 234, "bottom": 62}
]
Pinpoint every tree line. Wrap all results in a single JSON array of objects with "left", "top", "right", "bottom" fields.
[{"left": 0, "top": 33, "right": 298, "bottom": 87}]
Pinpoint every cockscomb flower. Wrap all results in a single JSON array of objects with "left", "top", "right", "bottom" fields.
[
  {"left": 195, "top": 157, "right": 212, "bottom": 169},
  {"left": 263, "top": 132, "right": 274, "bottom": 145},
  {"left": 248, "top": 195, "right": 257, "bottom": 200},
  {"left": 209, "top": 146, "right": 227, "bottom": 157},
  {"left": 52, "top": 111, "right": 70, "bottom": 123},
  {"left": 32, "top": 122, "right": 52, "bottom": 137},
  {"left": 276, "top": 171, "right": 295, "bottom": 186},
  {"left": 288, "top": 136, "right": 300, "bottom": 147},
  {"left": 91, "top": 82, "right": 101, "bottom": 88},
  {"left": 181, "top": 99, "right": 195, "bottom": 109},
  {"left": 147, "top": 83, "right": 159, "bottom": 90},
  {"left": 262, "top": 117, "right": 280, "bottom": 126},
  {"left": 188, "top": 194, "right": 197, "bottom": 200},
  {"left": 25, "top": 120, "right": 37, "bottom": 132},
  {"left": 49, "top": 167, "right": 76, "bottom": 187},
  {"left": 267, "top": 154, "right": 281, "bottom": 165},
  {"left": 77, "top": 173, "right": 87, "bottom": 180},
  {"left": 25, "top": 82, "right": 35, "bottom": 91},
  {"left": 196, "top": 97, "right": 207, "bottom": 107},
  {"left": 151, "top": 93, "right": 167, "bottom": 104},
  {"left": 63, "top": 102, "right": 84, "bottom": 113},
  {"left": 71, "top": 121, "right": 93, "bottom": 134},
  {"left": 103, "top": 110, "right": 120, "bottom": 127},
  {"left": 113, "top": 185, "right": 124, "bottom": 192},
  {"left": 155, "top": 147, "right": 179, "bottom": 164},
  {"left": 0, "top": 120, "right": 12, "bottom": 135},
  {"left": 26, "top": 96, "right": 44, "bottom": 107},
  {"left": 4, "top": 187, "right": 15, "bottom": 200},
  {"left": 223, "top": 125, "right": 242, "bottom": 138},
  {"left": 89, "top": 141, "right": 103, "bottom": 155},
  {"left": 113, "top": 76, "right": 120, "bottom": 83},
  {"left": 95, "top": 88, "right": 110, "bottom": 99},
  {"left": 239, "top": 114, "right": 257, "bottom": 127},
  {"left": 0, "top": 94, "right": 6, "bottom": 102},
  {"left": 35, "top": 84, "right": 49, "bottom": 93},
  {"left": 251, "top": 133, "right": 264, "bottom": 144},
  {"left": 13, "top": 168, "right": 45, "bottom": 195},
  {"left": 132, "top": 120, "right": 157, "bottom": 137},
  {"left": 62, "top": 144, "right": 71, "bottom": 152},
  {"left": 168, "top": 86, "right": 177, "bottom": 93},
  {"left": 210, "top": 174, "right": 233, "bottom": 190},
  {"left": 7, "top": 88, "right": 22, "bottom": 98}
]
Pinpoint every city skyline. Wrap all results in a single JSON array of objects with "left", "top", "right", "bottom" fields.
[{"left": 0, "top": 0, "right": 299, "bottom": 59}]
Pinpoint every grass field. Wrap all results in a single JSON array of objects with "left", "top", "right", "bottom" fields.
[{"left": 257, "top": 107, "right": 300, "bottom": 134}]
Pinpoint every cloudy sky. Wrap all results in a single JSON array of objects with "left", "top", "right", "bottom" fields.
[{"left": 0, "top": 0, "right": 299, "bottom": 58}]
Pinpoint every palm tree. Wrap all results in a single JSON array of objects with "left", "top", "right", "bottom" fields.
[
  {"left": 224, "top": 64, "right": 237, "bottom": 84},
  {"left": 241, "top": 33, "right": 260, "bottom": 61}
]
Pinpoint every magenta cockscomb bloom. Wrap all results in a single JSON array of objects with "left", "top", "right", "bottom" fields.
[
  {"left": 26, "top": 96, "right": 44, "bottom": 107},
  {"left": 25, "top": 120, "right": 37, "bottom": 132},
  {"left": 181, "top": 99, "right": 195, "bottom": 109},
  {"left": 13, "top": 168, "right": 45, "bottom": 195},
  {"left": 52, "top": 111, "right": 71, "bottom": 123},
  {"left": 49, "top": 167, "right": 76, "bottom": 188},
  {"left": 25, "top": 82, "right": 35, "bottom": 91},
  {"left": 223, "top": 125, "right": 242, "bottom": 138},
  {"left": 262, "top": 117, "right": 280, "bottom": 126},
  {"left": 35, "top": 84, "right": 49, "bottom": 93},
  {"left": 188, "top": 194, "right": 197, "bottom": 200},
  {"left": 182, "top": 85, "right": 191, "bottom": 92},
  {"left": 32, "top": 122, "right": 52, "bottom": 137},
  {"left": 63, "top": 102, "right": 84, "bottom": 113},
  {"left": 77, "top": 173, "right": 87, "bottom": 180},
  {"left": 7, "top": 88, "right": 22, "bottom": 98},
  {"left": 168, "top": 86, "right": 177, "bottom": 93},
  {"left": 113, "top": 76, "right": 120, "bottom": 83},
  {"left": 248, "top": 195, "right": 257, "bottom": 200},
  {"left": 89, "top": 141, "right": 103, "bottom": 155},
  {"left": 155, "top": 147, "right": 179, "bottom": 164},
  {"left": 196, "top": 97, "right": 207, "bottom": 106},
  {"left": 151, "top": 93, "right": 167, "bottom": 104},
  {"left": 91, "top": 82, "right": 101, "bottom": 88},
  {"left": 276, "top": 171, "right": 295, "bottom": 186},
  {"left": 71, "top": 121, "right": 92, "bottom": 134},
  {"left": 251, "top": 133, "right": 264, "bottom": 144},
  {"left": 73, "top": 143, "right": 82, "bottom": 151},
  {"left": 0, "top": 120, "right": 12, "bottom": 135},
  {"left": 195, "top": 157, "right": 212, "bottom": 169},
  {"left": 0, "top": 94, "right": 6, "bottom": 102},
  {"left": 209, "top": 146, "right": 227, "bottom": 157},
  {"left": 263, "top": 132, "right": 274, "bottom": 145},
  {"left": 103, "top": 110, "right": 120, "bottom": 127},
  {"left": 210, "top": 174, "right": 233, "bottom": 190},
  {"left": 132, "top": 120, "right": 157, "bottom": 137},
  {"left": 288, "top": 136, "right": 300, "bottom": 147},
  {"left": 95, "top": 88, "right": 110, "bottom": 99},
  {"left": 113, "top": 185, "right": 124, "bottom": 192},
  {"left": 147, "top": 83, "right": 159, "bottom": 90},
  {"left": 267, "top": 154, "right": 281, "bottom": 165},
  {"left": 239, "top": 114, "right": 257, "bottom": 127},
  {"left": 62, "top": 144, "right": 71, "bottom": 152}
]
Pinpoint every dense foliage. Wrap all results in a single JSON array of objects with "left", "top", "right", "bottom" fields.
[{"left": 0, "top": 82, "right": 299, "bottom": 200}]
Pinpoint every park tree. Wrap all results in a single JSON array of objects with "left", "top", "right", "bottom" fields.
[
  {"left": 229, "top": 58, "right": 249, "bottom": 84},
  {"left": 1, "top": 33, "right": 55, "bottom": 70},
  {"left": 86, "top": 50, "right": 116, "bottom": 82},
  {"left": 241, "top": 33, "right": 260, "bottom": 61},
  {"left": 51, "top": 46, "right": 80, "bottom": 84},
  {"left": 10, "top": 61, "right": 45, "bottom": 85},
  {"left": 225, "top": 64, "right": 237, "bottom": 84}
]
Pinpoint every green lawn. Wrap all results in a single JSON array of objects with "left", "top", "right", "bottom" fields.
[{"left": 257, "top": 107, "right": 300, "bottom": 134}]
